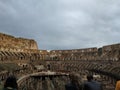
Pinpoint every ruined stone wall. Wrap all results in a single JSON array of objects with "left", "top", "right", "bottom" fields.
[
  {"left": 0, "top": 33, "right": 38, "bottom": 51},
  {"left": 0, "top": 32, "right": 41, "bottom": 72},
  {"left": 102, "top": 44, "right": 120, "bottom": 61},
  {"left": 49, "top": 48, "right": 98, "bottom": 60},
  {"left": 49, "top": 44, "right": 120, "bottom": 61},
  {"left": 0, "top": 32, "right": 120, "bottom": 62}
]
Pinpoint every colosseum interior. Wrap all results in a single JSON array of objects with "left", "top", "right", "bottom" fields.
[{"left": 0, "top": 32, "right": 120, "bottom": 90}]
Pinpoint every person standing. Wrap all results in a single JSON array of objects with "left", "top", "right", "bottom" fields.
[
  {"left": 65, "top": 73, "right": 82, "bottom": 90},
  {"left": 83, "top": 74, "right": 103, "bottom": 90}
]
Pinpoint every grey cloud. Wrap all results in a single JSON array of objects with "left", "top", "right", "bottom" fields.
[{"left": 0, "top": 0, "right": 120, "bottom": 50}]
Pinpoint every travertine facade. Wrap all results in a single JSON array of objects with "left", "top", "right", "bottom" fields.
[
  {"left": 0, "top": 33, "right": 38, "bottom": 51},
  {"left": 0, "top": 32, "right": 120, "bottom": 62}
]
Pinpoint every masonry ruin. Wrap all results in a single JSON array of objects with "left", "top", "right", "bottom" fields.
[{"left": 0, "top": 32, "right": 120, "bottom": 90}]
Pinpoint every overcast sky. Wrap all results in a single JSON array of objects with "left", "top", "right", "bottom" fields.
[{"left": 0, "top": 0, "right": 120, "bottom": 50}]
